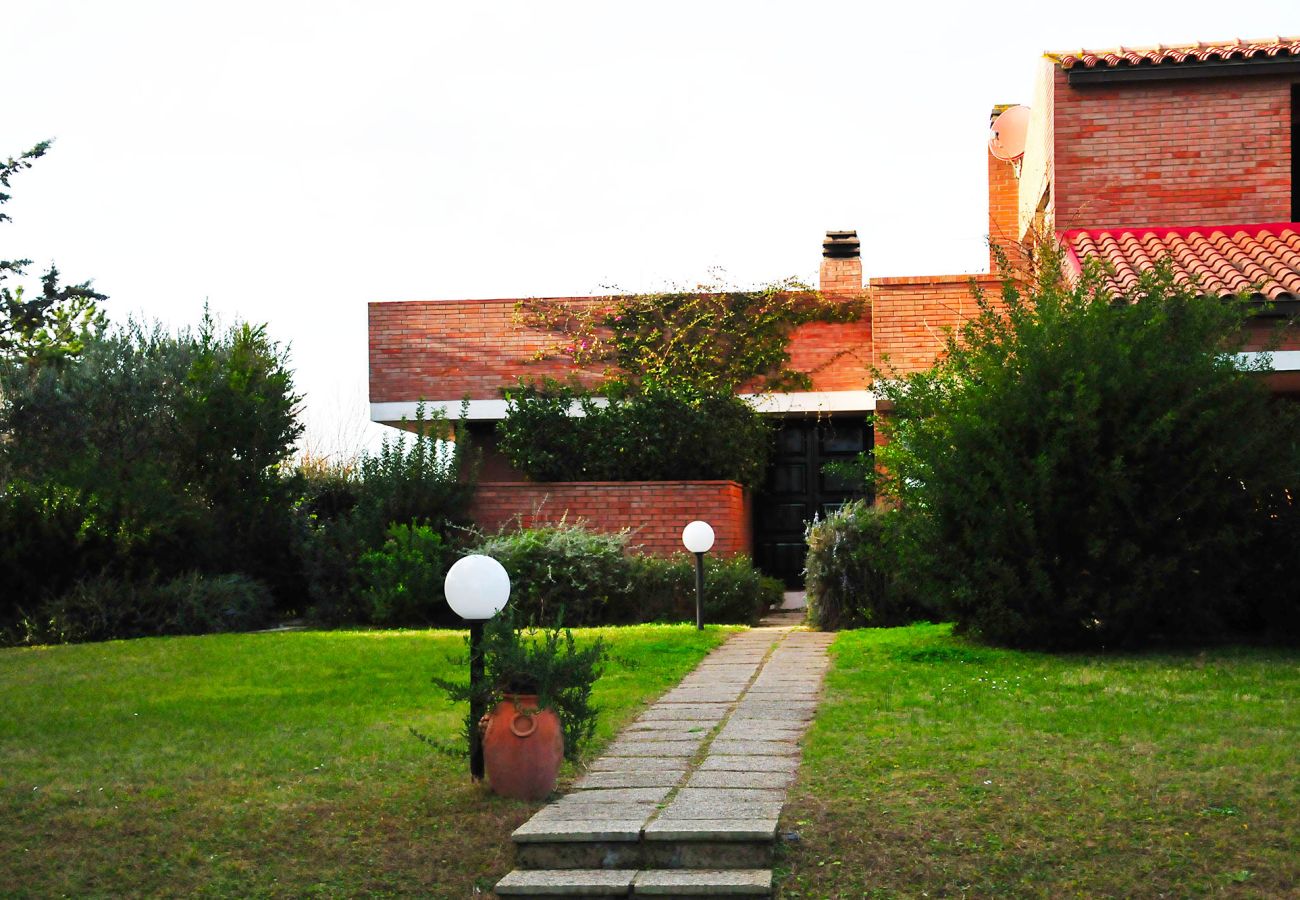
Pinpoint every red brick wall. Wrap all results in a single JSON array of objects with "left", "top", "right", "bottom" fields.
[
  {"left": 870, "top": 274, "right": 1002, "bottom": 374},
  {"left": 469, "top": 480, "right": 752, "bottom": 557},
  {"left": 369, "top": 297, "right": 608, "bottom": 404},
  {"left": 370, "top": 296, "right": 872, "bottom": 402},
  {"left": 1052, "top": 67, "right": 1293, "bottom": 230},
  {"left": 988, "top": 148, "right": 1023, "bottom": 267}
]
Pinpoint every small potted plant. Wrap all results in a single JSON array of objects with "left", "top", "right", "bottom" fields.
[{"left": 438, "top": 609, "right": 606, "bottom": 800}]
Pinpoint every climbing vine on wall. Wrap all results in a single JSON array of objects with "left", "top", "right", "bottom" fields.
[
  {"left": 500, "top": 277, "right": 865, "bottom": 485},
  {"left": 515, "top": 277, "right": 865, "bottom": 397}
]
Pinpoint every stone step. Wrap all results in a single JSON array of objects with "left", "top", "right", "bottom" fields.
[
  {"left": 495, "top": 867, "right": 772, "bottom": 897},
  {"left": 512, "top": 821, "right": 774, "bottom": 870}
]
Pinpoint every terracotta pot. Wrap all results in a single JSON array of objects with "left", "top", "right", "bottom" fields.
[{"left": 480, "top": 693, "right": 564, "bottom": 801}]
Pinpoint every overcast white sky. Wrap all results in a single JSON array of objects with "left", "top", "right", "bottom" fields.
[{"left": 5, "top": 1, "right": 1299, "bottom": 456}]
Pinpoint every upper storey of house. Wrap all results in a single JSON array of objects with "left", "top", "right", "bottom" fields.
[
  {"left": 1017, "top": 36, "right": 1300, "bottom": 237},
  {"left": 368, "top": 233, "right": 873, "bottom": 425}
]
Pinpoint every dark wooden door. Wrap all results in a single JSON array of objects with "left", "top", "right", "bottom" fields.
[{"left": 753, "top": 417, "right": 871, "bottom": 588}]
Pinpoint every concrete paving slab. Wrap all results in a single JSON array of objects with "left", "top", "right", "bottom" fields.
[
  {"left": 604, "top": 739, "right": 702, "bottom": 758},
  {"left": 558, "top": 787, "right": 671, "bottom": 804},
  {"left": 497, "top": 867, "right": 636, "bottom": 895},
  {"left": 685, "top": 770, "right": 796, "bottom": 790},
  {"left": 588, "top": 756, "right": 689, "bottom": 773},
  {"left": 642, "top": 818, "right": 779, "bottom": 841},
  {"left": 673, "top": 788, "right": 787, "bottom": 805},
  {"left": 632, "top": 868, "right": 772, "bottom": 895},
  {"left": 626, "top": 720, "right": 714, "bottom": 733},
  {"left": 573, "top": 771, "right": 683, "bottom": 789},
  {"left": 698, "top": 755, "right": 800, "bottom": 773},
  {"left": 657, "top": 800, "right": 784, "bottom": 820},
  {"left": 715, "top": 724, "right": 806, "bottom": 742},
  {"left": 635, "top": 704, "right": 731, "bottom": 722},
  {"left": 512, "top": 818, "right": 647, "bottom": 842},
  {"left": 707, "top": 739, "right": 800, "bottom": 756},
  {"left": 529, "top": 803, "right": 659, "bottom": 821},
  {"left": 658, "top": 688, "right": 745, "bottom": 703}
]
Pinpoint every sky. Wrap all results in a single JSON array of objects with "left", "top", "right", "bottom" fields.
[{"left": 5, "top": 0, "right": 1300, "bottom": 457}]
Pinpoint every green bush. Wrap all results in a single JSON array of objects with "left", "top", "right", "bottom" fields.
[
  {"left": 0, "top": 316, "right": 303, "bottom": 609},
  {"left": 805, "top": 501, "right": 928, "bottom": 630},
  {"left": 16, "top": 572, "right": 274, "bottom": 645},
  {"left": 470, "top": 523, "right": 778, "bottom": 627},
  {"left": 356, "top": 523, "right": 456, "bottom": 626},
  {"left": 473, "top": 523, "right": 634, "bottom": 626},
  {"left": 291, "top": 404, "right": 477, "bottom": 625},
  {"left": 496, "top": 381, "right": 772, "bottom": 488},
  {"left": 875, "top": 248, "right": 1300, "bottom": 649},
  {"left": 628, "top": 553, "right": 780, "bottom": 626}
]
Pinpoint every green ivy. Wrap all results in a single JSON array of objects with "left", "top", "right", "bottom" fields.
[{"left": 516, "top": 277, "right": 864, "bottom": 395}]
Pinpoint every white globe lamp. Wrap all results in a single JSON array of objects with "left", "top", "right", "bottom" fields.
[
  {"left": 682, "top": 520, "right": 715, "bottom": 554},
  {"left": 444, "top": 554, "right": 511, "bottom": 620},
  {"left": 682, "top": 520, "right": 715, "bottom": 630}
]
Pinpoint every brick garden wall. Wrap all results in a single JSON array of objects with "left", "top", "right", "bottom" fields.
[
  {"left": 469, "top": 480, "right": 752, "bottom": 557},
  {"left": 1052, "top": 67, "right": 1293, "bottom": 231}
]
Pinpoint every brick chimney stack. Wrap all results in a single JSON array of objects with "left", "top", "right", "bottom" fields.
[
  {"left": 987, "top": 104, "right": 1022, "bottom": 270},
  {"left": 820, "top": 230, "right": 862, "bottom": 293}
]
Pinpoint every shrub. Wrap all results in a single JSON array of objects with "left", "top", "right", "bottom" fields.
[
  {"left": 155, "top": 572, "right": 277, "bottom": 634},
  {"left": 291, "top": 404, "right": 477, "bottom": 625},
  {"left": 356, "top": 523, "right": 456, "bottom": 626},
  {"left": 473, "top": 523, "right": 633, "bottom": 626},
  {"left": 0, "top": 316, "right": 303, "bottom": 609},
  {"left": 875, "top": 247, "right": 1300, "bottom": 649},
  {"left": 0, "top": 480, "right": 122, "bottom": 628},
  {"left": 805, "top": 501, "right": 928, "bottom": 630},
  {"left": 496, "top": 381, "right": 772, "bottom": 487},
  {"left": 470, "top": 523, "right": 779, "bottom": 627},
  {"left": 16, "top": 572, "right": 274, "bottom": 645},
  {"left": 628, "top": 553, "right": 780, "bottom": 626}
]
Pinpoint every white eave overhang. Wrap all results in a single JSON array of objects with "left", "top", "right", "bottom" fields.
[{"left": 370, "top": 390, "right": 878, "bottom": 425}]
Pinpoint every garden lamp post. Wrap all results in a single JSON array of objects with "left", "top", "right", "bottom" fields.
[
  {"left": 444, "top": 554, "right": 510, "bottom": 781},
  {"left": 681, "top": 520, "right": 715, "bottom": 631}
]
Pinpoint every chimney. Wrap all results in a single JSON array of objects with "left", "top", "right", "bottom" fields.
[
  {"left": 988, "top": 104, "right": 1022, "bottom": 271},
  {"left": 819, "top": 230, "right": 862, "bottom": 293}
]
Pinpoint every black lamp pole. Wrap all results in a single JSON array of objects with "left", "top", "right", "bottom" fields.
[
  {"left": 694, "top": 551, "right": 705, "bottom": 631},
  {"left": 469, "top": 619, "right": 485, "bottom": 781}
]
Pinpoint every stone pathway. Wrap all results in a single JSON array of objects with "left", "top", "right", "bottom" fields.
[{"left": 496, "top": 625, "right": 833, "bottom": 898}]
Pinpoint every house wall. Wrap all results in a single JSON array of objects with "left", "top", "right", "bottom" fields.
[
  {"left": 1052, "top": 67, "right": 1293, "bottom": 230},
  {"left": 870, "top": 274, "right": 1002, "bottom": 374},
  {"left": 369, "top": 296, "right": 872, "bottom": 404},
  {"left": 469, "top": 480, "right": 751, "bottom": 557}
]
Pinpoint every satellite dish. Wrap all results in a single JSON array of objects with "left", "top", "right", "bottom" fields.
[{"left": 989, "top": 105, "right": 1031, "bottom": 161}]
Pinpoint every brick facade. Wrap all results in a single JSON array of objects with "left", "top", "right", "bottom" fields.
[
  {"left": 469, "top": 480, "right": 751, "bottom": 557},
  {"left": 369, "top": 296, "right": 872, "bottom": 404},
  {"left": 1052, "top": 67, "right": 1293, "bottom": 231},
  {"left": 871, "top": 273, "right": 1002, "bottom": 374}
]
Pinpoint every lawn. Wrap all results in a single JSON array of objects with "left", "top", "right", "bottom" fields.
[
  {"left": 778, "top": 624, "right": 1300, "bottom": 898},
  {"left": 0, "top": 624, "right": 731, "bottom": 897}
]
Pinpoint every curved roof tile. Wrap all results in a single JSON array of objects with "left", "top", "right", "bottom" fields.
[
  {"left": 1051, "top": 37, "right": 1300, "bottom": 70},
  {"left": 1060, "top": 223, "right": 1300, "bottom": 301}
]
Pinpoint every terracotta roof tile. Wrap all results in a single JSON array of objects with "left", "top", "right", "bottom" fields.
[
  {"left": 1051, "top": 37, "right": 1300, "bottom": 70},
  {"left": 1060, "top": 224, "right": 1300, "bottom": 301}
]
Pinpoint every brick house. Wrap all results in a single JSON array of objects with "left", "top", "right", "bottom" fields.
[{"left": 369, "top": 36, "right": 1300, "bottom": 585}]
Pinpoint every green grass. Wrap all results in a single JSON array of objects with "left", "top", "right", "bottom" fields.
[
  {"left": 0, "top": 624, "right": 732, "bottom": 897},
  {"left": 777, "top": 624, "right": 1300, "bottom": 898}
]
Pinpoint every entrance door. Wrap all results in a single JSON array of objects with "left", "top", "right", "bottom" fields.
[{"left": 753, "top": 417, "right": 871, "bottom": 588}]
